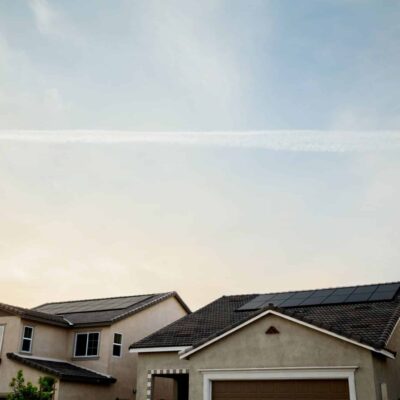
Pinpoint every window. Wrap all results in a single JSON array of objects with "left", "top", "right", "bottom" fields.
[
  {"left": 21, "top": 326, "right": 34, "bottom": 353},
  {"left": 74, "top": 332, "right": 100, "bottom": 357},
  {"left": 0, "top": 325, "right": 5, "bottom": 353},
  {"left": 112, "top": 333, "right": 122, "bottom": 357}
]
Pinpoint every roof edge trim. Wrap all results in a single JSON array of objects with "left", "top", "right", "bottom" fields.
[{"left": 129, "top": 346, "right": 190, "bottom": 353}]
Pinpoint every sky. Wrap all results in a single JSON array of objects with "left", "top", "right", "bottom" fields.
[{"left": 0, "top": 0, "right": 399, "bottom": 310}]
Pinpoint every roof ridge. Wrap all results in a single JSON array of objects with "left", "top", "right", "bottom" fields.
[
  {"left": 227, "top": 280, "right": 400, "bottom": 298},
  {"left": 33, "top": 292, "right": 171, "bottom": 309}
]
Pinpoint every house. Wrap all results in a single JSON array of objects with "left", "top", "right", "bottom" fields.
[
  {"left": 130, "top": 282, "right": 400, "bottom": 400},
  {"left": 0, "top": 292, "right": 190, "bottom": 400}
]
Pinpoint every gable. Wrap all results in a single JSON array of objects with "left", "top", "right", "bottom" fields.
[
  {"left": 181, "top": 310, "right": 394, "bottom": 360},
  {"left": 187, "top": 313, "right": 375, "bottom": 367}
]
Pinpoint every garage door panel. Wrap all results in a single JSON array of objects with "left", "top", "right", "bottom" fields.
[{"left": 212, "top": 380, "right": 350, "bottom": 400}]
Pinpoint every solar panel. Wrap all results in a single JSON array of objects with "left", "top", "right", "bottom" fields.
[
  {"left": 236, "top": 282, "right": 400, "bottom": 311},
  {"left": 344, "top": 292, "right": 372, "bottom": 303},
  {"left": 322, "top": 294, "right": 351, "bottom": 305},
  {"left": 279, "top": 298, "right": 306, "bottom": 307},
  {"left": 36, "top": 295, "right": 152, "bottom": 314},
  {"left": 344, "top": 285, "right": 378, "bottom": 303},
  {"left": 353, "top": 285, "right": 378, "bottom": 294}
]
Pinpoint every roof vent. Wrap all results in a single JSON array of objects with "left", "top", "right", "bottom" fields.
[{"left": 265, "top": 326, "right": 279, "bottom": 335}]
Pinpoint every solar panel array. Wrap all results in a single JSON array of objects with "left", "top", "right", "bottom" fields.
[
  {"left": 36, "top": 295, "right": 152, "bottom": 315},
  {"left": 237, "top": 283, "right": 400, "bottom": 311}
]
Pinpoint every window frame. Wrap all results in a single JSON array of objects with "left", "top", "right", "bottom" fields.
[
  {"left": 112, "top": 332, "right": 123, "bottom": 358},
  {"left": 0, "top": 324, "right": 5, "bottom": 354},
  {"left": 73, "top": 331, "right": 101, "bottom": 358},
  {"left": 20, "top": 325, "right": 34, "bottom": 354}
]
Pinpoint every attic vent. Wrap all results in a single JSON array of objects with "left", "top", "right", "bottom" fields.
[{"left": 266, "top": 326, "right": 279, "bottom": 335}]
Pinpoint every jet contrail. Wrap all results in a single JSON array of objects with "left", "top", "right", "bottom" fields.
[{"left": 0, "top": 130, "right": 399, "bottom": 152}]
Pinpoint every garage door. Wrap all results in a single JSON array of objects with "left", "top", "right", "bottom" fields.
[{"left": 212, "top": 379, "right": 350, "bottom": 400}]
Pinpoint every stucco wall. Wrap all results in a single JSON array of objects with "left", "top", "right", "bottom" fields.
[
  {"left": 56, "top": 382, "right": 115, "bottom": 400},
  {"left": 0, "top": 315, "right": 23, "bottom": 396},
  {"left": 0, "top": 296, "right": 188, "bottom": 400},
  {"left": 372, "top": 319, "right": 400, "bottom": 400},
  {"left": 21, "top": 318, "right": 69, "bottom": 360},
  {"left": 137, "top": 314, "right": 379, "bottom": 400},
  {"left": 69, "top": 296, "right": 188, "bottom": 400}
]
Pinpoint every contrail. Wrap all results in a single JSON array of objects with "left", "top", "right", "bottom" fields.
[{"left": 0, "top": 130, "right": 399, "bottom": 152}]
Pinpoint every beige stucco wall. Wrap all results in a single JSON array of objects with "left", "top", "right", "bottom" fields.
[
  {"left": 372, "top": 319, "right": 400, "bottom": 400},
  {"left": 137, "top": 314, "right": 380, "bottom": 400},
  {"left": 0, "top": 315, "right": 24, "bottom": 396},
  {"left": 0, "top": 315, "right": 58, "bottom": 397},
  {"left": 68, "top": 296, "right": 188, "bottom": 400},
  {"left": 56, "top": 382, "right": 115, "bottom": 400},
  {"left": 21, "top": 318, "right": 70, "bottom": 360},
  {"left": 0, "top": 296, "right": 188, "bottom": 400}
]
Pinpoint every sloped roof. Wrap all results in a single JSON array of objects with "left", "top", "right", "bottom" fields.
[
  {"left": 0, "top": 303, "right": 71, "bottom": 327},
  {"left": 130, "top": 282, "right": 400, "bottom": 356},
  {"left": 7, "top": 353, "right": 116, "bottom": 385},
  {"left": 32, "top": 291, "right": 190, "bottom": 327},
  {"left": 1, "top": 292, "right": 189, "bottom": 328}
]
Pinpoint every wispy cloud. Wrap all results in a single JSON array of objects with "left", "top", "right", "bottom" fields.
[
  {"left": 27, "top": 0, "right": 82, "bottom": 44},
  {"left": 28, "top": 0, "right": 56, "bottom": 35},
  {"left": 0, "top": 130, "right": 399, "bottom": 152}
]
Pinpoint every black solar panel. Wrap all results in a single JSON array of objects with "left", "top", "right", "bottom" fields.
[
  {"left": 237, "top": 283, "right": 400, "bottom": 311},
  {"left": 36, "top": 295, "right": 152, "bottom": 314}
]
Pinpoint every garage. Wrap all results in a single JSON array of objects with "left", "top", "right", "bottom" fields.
[{"left": 212, "top": 379, "right": 350, "bottom": 400}]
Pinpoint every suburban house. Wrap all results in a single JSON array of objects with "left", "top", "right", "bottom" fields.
[
  {"left": 0, "top": 292, "right": 190, "bottom": 400},
  {"left": 130, "top": 282, "right": 400, "bottom": 400}
]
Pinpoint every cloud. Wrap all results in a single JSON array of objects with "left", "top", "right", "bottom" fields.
[
  {"left": 0, "top": 34, "right": 70, "bottom": 128},
  {"left": 0, "top": 130, "right": 399, "bottom": 152},
  {"left": 27, "top": 0, "right": 82, "bottom": 44},
  {"left": 28, "top": 0, "right": 57, "bottom": 35}
]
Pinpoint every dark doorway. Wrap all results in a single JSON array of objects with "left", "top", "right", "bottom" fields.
[{"left": 152, "top": 374, "right": 189, "bottom": 400}]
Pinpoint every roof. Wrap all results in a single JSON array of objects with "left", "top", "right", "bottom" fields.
[
  {"left": 33, "top": 291, "right": 190, "bottom": 327},
  {"left": 7, "top": 353, "right": 116, "bottom": 385},
  {"left": 1, "top": 292, "right": 190, "bottom": 328},
  {"left": 130, "top": 282, "right": 400, "bottom": 357},
  {"left": 0, "top": 303, "right": 71, "bottom": 327}
]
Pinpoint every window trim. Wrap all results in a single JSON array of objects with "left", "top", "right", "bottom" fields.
[
  {"left": 0, "top": 324, "right": 5, "bottom": 354},
  {"left": 73, "top": 331, "right": 101, "bottom": 358},
  {"left": 20, "top": 325, "right": 34, "bottom": 354},
  {"left": 112, "top": 332, "right": 123, "bottom": 358}
]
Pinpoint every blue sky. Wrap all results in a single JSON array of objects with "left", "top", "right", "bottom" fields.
[
  {"left": 1, "top": 0, "right": 399, "bottom": 130},
  {"left": 0, "top": 1, "right": 399, "bottom": 309}
]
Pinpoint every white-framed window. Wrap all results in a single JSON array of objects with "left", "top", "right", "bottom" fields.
[
  {"left": 0, "top": 325, "right": 5, "bottom": 353},
  {"left": 74, "top": 332, "right": 100, "bottom": 357},
  {"left": 112, "top": 333, "right": 122, "bottom": 357},
  {"left": 21, "top": 326, "right": 34, "bottom": 353}
]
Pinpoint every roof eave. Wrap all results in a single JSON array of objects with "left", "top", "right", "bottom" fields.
[{"left": 129, "top": 346, "right": 191, "bottom": 353}]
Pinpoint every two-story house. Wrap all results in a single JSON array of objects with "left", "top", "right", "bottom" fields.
[{"left": 0, "top": 292, "right": 190, "bottom": 400}]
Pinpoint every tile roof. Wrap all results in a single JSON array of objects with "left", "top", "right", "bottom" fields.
[
  {"left": 32, "top": 291, "right": 190, "bottom": 327},
  {"left": 0, "top": 303, "right": 71, "bottom": 327},
  {"left": 130, "top": 282, "right": 400, "bottom": 355},
  {"left": 1, "top": 292, "right": 189, "bottom": 328},
  {"left": 7, "top": 353, "right": 116, "bottom": 385}
]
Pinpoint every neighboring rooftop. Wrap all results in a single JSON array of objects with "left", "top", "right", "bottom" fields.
[
  {"left": 0, "top": 292, "right": 189, "bottom": 328},
  {"left": 33, "top": 292, "right": 190, "bottom": 327},
  {"left": 0, "top": 303, "right": 71, "bottom": 327},
  {"left": 130, "top": 281, "right": 400, "bottom": 355},
  {"left": 7, "top": 353, "right": 116, "bottom": 385}
]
